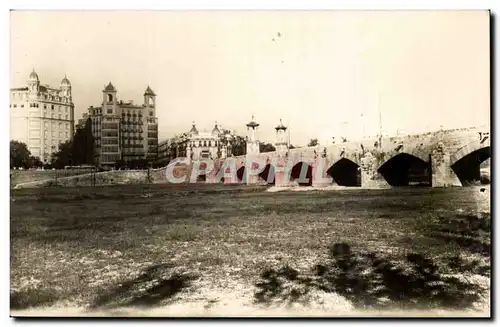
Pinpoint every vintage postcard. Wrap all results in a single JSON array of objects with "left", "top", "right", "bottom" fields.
[{"left": 9, "top": 10, "right": 491, "bottom": 318}]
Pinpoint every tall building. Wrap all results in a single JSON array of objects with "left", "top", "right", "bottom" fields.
[
  {"left": 84, "top": 82, "right": 158, "bottom": 166},
  {"left": 9, "top": 69, "right": 75, "bottom": 163}
]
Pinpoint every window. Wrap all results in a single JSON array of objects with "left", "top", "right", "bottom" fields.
[
  {"left": 108, "top": 94, "right": 113, "bottom": 102},
  {"left": 44, "top": 105, "right": 47, "bottom": 109},
  {"left": 58, "top": 114, "right": 61, "bottom": 119},
  {"left": 13, "top": 104, "right": 17, "bottom": 108},
  {"left": 65, "top": 115, "right": 68, "bottom": 120},
  {"left": 21, "top": 104, "right": 24, "bottom": 108},
  {"left": 51, "top": 105, "right": 54, "bottom": 110},
  {"left": 107, "top": 109, "right": 112, "bottom": 114},
  {"left": 149, "top": 111, "right": 154, "bottom": 117}
]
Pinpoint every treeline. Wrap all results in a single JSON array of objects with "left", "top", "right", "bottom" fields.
[{"left": 10, "top": 117, "right": 96, "bottom": 170}]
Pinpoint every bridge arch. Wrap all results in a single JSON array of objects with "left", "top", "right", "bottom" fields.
[
  {"left": 377, "top": 152, "right": 431, "bottom": 187},
  {"left": 326, "top": 158, "right": 361, "bottom": 186},
  {"left": 259, "top": 164, "right": 276, "bottom": 185},
  {"left": 290, "top": 161, "right": 313, "bottom": 186},
  {"left": 450, "top": 139, "right": 490, "bottom": 186},
  {"left": 236, "top": 166, "right": 246, "bottom": 183},
  {"left": 377, "top": 146, "right": 429, "bottom": 171},
  {"left": 450, "top": 138, "right": 490, "bottom": 166}
]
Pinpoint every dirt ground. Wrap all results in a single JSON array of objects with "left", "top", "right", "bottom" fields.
[{"left": 10, "top": 184, "right": 491, "bottom": 317}]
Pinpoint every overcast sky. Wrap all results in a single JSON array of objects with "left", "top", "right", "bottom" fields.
[{"left": 10, "top": 10, "right": 490, "bottom": 146}]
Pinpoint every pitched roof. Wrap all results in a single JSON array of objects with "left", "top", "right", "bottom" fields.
[
  {"left": 246, "top": 115, "right": 260, "bottom": 128},
  {"left": 104, "top": 82, "right": 116, "bottom": 92},
  {"left": 275, "top": 119, "right": 287, "bottom": 131},
  {"left": 189, "top": 122, "right": 199, "bottom": 135},
  {"left": 144, "top": 86, "right": 156, "bottom": 96}
]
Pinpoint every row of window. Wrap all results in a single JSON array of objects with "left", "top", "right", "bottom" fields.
[
  {"left": 102, "top": 123, "right": 119, "bottom": 130},
  {"left": 190, "top": 140, "right": 220, "bottom": 147},
  {"left": 102, "top": 146, "right": 119, "bottom": 153},
  {"left": 102, "top": 138, "right": 118, "bottom": 145},
  {"left": 11, "top": 102, "right": 70, "bottom": 111},
  {"left": 101, "top": 154, "right": 120, "bottom": 163},
  {"left": 41, "top": 131, "right": 69, "bottom": 138}
]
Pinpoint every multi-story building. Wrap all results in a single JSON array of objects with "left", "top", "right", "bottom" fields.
[
  {"left": 158, "top": 122, "right": 235, "bottom": 164},
  {"left": 84, "top": 82, "right": 158, "bottom": 166},
  {"left": 10, "top": 70, "right": 75, "bottom": 163}
]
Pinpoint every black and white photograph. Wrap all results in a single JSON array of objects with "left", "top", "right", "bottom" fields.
[{"left": 8, "top": 9, "right": 492, "bottom": 318}]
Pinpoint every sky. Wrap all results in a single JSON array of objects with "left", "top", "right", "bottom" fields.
[{"left": 10, "top": 10, "right": 490, "bottom": 146}]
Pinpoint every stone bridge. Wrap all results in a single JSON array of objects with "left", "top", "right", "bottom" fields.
[{"left": 171, "top": 126, "right": 490, "bottom": 188}]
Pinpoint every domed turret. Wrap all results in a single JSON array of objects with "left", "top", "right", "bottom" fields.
[
  {"left": 212, "top": 121, "right": 220, "bottom": 136},
  {"left": 189, "top": 121, "right": 199, "bottom": 135},
  {"left": 61, "top": 75, "right": 71, "bottom": 87},
  {"left": 28, "top": 69, "right": 39, "bottom": 84}
]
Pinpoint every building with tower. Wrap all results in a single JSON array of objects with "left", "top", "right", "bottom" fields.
[
  {"left": 9, "top": 69, "right": 75, "bottom": 163},
  {"left": 82, "top": 82, "right": 158, "bottom": 166}
]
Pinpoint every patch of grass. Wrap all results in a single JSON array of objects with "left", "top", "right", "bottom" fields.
[{"left": 10, "top": 185, "right": 490, "bottom": 310}]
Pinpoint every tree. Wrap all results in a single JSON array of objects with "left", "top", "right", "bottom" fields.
[
  {"left": 10, "top": 141, "right": 32, "bottom": 169},
  {"left": 230, "top": 135, "right": 246, "bottom": 156},
  {"left": 50, "top": 140, "right": 73, "bottom": 169},
  {"left": 259, "top": 142, "right": 276, "bottom": 153},
  {"left": 308, "top": 138, "right": 319, "bottom": 147},
  {"left": 72, "top": 118, "right": 95, "bottom": 165},
  {"left": 29, "top": 156, "right": 43, "bottom": 168}
]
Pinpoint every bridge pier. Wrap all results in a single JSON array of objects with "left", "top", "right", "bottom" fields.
[
  {"left": 360, "top": 152, "right": 391, "bottom": 189},
  {"left": 431, "top": 143, "right": 462, "bottom": 187},
  {"left": 312, "top": 157, "right": 334, "bottom": 187}
]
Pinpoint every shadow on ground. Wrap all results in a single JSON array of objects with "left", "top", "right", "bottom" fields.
[
  {"left": 90, "top": 263, "right": 199, "bottom": 309},
  {"left": 255, "top": 242, "right": 487, "bottom": 310},
  {"left": 425, "top": 213, "right": 491, "bottom": 256},
  {"left": 11, "top": 289, "right": 61, "bottom": 310}
]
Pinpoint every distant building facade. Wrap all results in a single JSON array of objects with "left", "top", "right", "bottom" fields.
[
  {"left": 156, "top": 122, "right": 237, "bottom": 165},
  {"left": 186, "top": 122, "right": 231, "bottom": 160},
  {"left": 9, "top": 69, "right": 75, "bottom": 163},
  {"left": 83, "top": 82, "right": 158, "bottom": 166}
]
